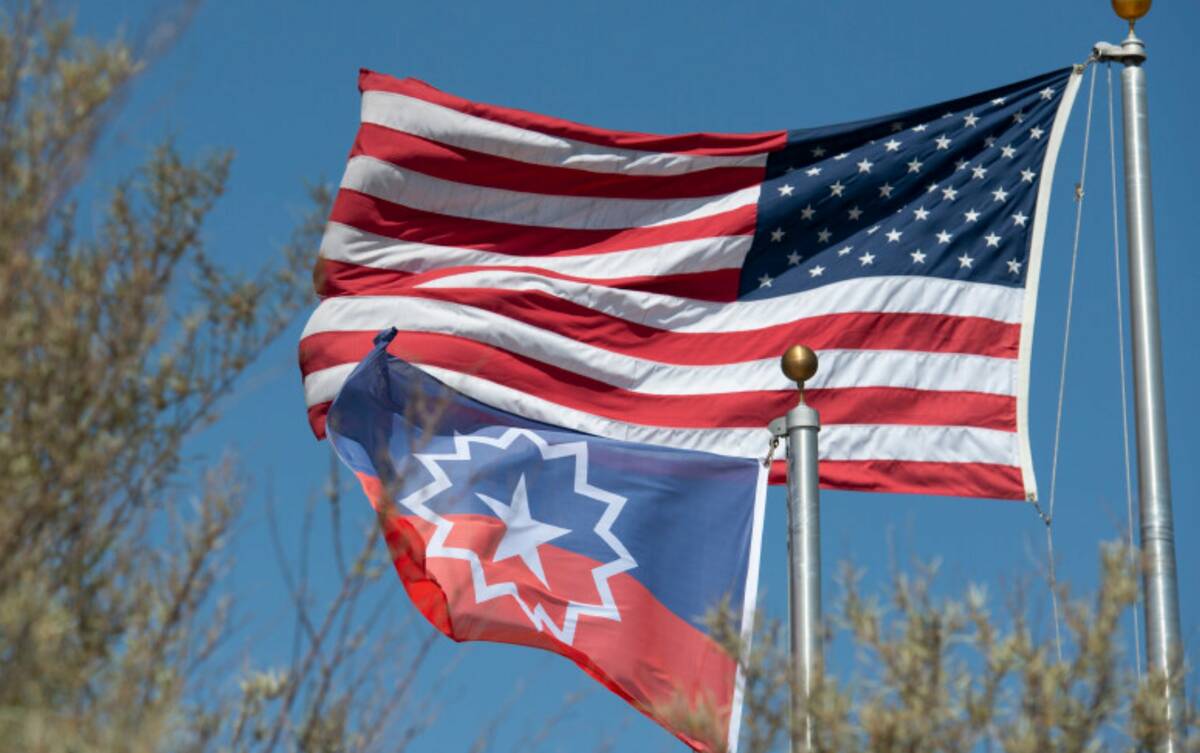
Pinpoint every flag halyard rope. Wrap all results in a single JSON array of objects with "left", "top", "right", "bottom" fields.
[
  {"left": 1106, "top": 62, "right": 1144, "bottom": 681},
  {"left": 1039, "top": 61, "right": 1099, "bottom": 663}
]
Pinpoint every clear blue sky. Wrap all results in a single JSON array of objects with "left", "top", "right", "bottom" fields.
[{"left": 78, "top": 1, "right": 1199, "bottom": 750}]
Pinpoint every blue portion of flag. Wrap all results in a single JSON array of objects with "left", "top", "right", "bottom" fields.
[{"left": 740, "top": 67, "right": 1072, "bottom": 298}]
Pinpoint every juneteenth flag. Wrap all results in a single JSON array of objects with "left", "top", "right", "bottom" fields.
[
  {"left": 327, "top": 329, "right": 766, "bottom": 752},
  {"left": 300, "top": 65, "right": 1081, "bottom": 502}
]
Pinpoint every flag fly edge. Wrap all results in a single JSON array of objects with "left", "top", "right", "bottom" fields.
[{"left": 1017, "top": 64, "right": 1086, "bottom": 502}]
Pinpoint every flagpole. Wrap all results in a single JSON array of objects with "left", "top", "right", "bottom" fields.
[
  {"left": 1096, "top": 3, "right": 1185, "bottom": 750},
  {"left": 774, "top": 345, "right": 822, "bottom": 753}
]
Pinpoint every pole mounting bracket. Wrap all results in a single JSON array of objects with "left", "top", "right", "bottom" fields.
[{"left": 1093, "top": 39, "right": 1146, "bottom": 64}]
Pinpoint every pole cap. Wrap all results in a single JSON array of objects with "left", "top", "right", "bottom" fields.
[
  {"left": 1112, "top": 0, "right": 1150, "bottom": 22},
  {"left": 782, "top": 345, "right": 819, "bottom": 385}
]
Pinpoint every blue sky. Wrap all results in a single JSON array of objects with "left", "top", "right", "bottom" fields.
[{"left": 78, "top": 1, "right": 1199, "bottom": 750}]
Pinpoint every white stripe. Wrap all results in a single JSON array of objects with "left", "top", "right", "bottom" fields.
[
  {"left": 301, "top": 297, "right": 1017, "bottom": 395},
  {"left": 416, "top": 271, "right": 1024, "bottom": 330},
  {"left": 319, "top": 221, "right": 750, "bottom": 279},
  {"left": 1017, "top": 68, "right": 1084, "bottom": 502},
  {"left": 361, "top": 89, "right": 770, "bottom": 176},
  {"left": 305, "top": 364, "right": 1019, "bottom": 465},
  {"left": 341, "top": 156, "right": 760, "bottom": 231}
]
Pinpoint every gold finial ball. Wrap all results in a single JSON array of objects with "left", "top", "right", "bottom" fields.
[
  {"left": 781, "top": 345, "right": 819, "bottom": 384},
  {"left": 1112, "top": 0, "right": 1151, "bottom": 22}
]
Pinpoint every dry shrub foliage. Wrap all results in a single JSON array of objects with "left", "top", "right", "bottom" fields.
[
  {"left": 1, "top": 4, "right": 1194, "bottom": 753},
  {"left": 0, "top": 2, "right": 441, "bottom": 751},
  {"left": 712, "top": 544, "right": 1197, "bottom": 753}
]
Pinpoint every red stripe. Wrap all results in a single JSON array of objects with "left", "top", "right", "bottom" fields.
[
  {"left": 301, "top": 330, "right": 1016, "bottom": 431},
  {"left": 307, "top": 403, "right": 328, "bottom": 438},
  {"left": 301, "top": 292, "right": 1018, "bottom": 367},
  {"left": 353, "top": 123, "right": 765, "bottom": 199},
  {"left": 326, "top": 411, "right": 1024, "bottom": 500},
  {"left": 315, "top": 258, "right": 741, "bottom": 302},
  {"left": 359, "top": 70, "right": 787, "bottom": 158},
  {"left": 330, "top": 188, "right": 757, "bottom": 256},
  {"left": 768, "top": 458, "right": 1025, "bottom": 499}
]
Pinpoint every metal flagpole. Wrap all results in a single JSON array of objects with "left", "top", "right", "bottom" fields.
[
  {"left": 770, "top": 345, "right": 822, "bottom": 753},
  {"left": 1095, "top": 3, "right": 1185, "bottom": 750}
]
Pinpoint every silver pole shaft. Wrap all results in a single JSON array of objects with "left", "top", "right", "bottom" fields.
[
  {"left": 785, "top": 401, "right": 821, "bottom": 753},
  {"left": 1118, "top": 32, "right": 1185, "bottom": 751}
]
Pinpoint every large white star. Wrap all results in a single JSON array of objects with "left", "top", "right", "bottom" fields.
[
  {"left": 476, "top": 476, "right": 570, "bottom": 588},
  {"left": 401, "top": 428, "right": 636, "bottom": 646}
]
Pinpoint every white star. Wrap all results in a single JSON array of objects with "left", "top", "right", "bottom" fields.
[
  {"left": 770, "top": 228, "right": 785, "bottom": 242},
  {"left": 829, "top": 181, "right": 845, "bottom": 197},
  {"left": 935, "top": 135, "right": 951, "bottom": 150},
  {"left": 800, "top": 204, "right": 816, "bottom": 220},
  {"left": 942, "top": 111, "right": 955, "bottom": 119},
  {"left": 907, "top": 158, "right": 923, "bottom": 173},
  {"left": 817, "top": 228, "right": 832, "bottom": 243},
  {"left": 857, "top": 158, "right": 874, "bottom": 173},
  {"left": 809, "top": 265, "right": 826, "bottom": 278},
  {"left": 992, "top": 187, "right": 1009, "bottom": 202},
  {"left": 1039, "top": 87, "right": 1055, "bottom": 100},
  {"left": 958, "top": 253, "right": 974, "bottom": 269},
  {"left": 1012, "top": 111, "right": 1026, "bottom": 124},
  {"left": 837, "top": 245, "right": 853, "bottom": 256},
  {"left": 991, "top": 96, "right": 1008, "bottom": 105},
  {"left": 913, "top": 206, "right": 930, "bottom": 221},
  {"left": 911, "top": 249, "right": 927, "bottom": 264},
  {"left": 972, "top": 165, "right": 988, "bottom": 180},
  {"left": 859, "top": 252, "right": 875, "bottom": 266},
  {"left": 964, "top": 209, "right": 981, "bottom": 222},
  {"left": 985, "top": 136, "right": 998, "bottom": 148},
  {"left": 963, "top": 112, "right": 979, "bottom": 127},
  {"left": 1030, "top": 126, "right": 1045, "bottom": 140},
  {"left": 787, "top": 250, "right": 802, "bottom": 265},
  {"left": 884, "top": 139, "right": 902, "bottom": 152},
  {"left": 1001, "top": 145, "right": 1017, "bottom": 159},
  {"left": 476, "top": 476, "right": 571, "bottom": 588},
  {"left": 912, "top": 123, "right": 928, "bottom": 133},
  {"left": 956, "top": 158, "right": 970, "bottom": 171},
  {"left": 937, "top": 230, "right": 953, "bottom": 244},
  {"left": 805, "top": 166, "right": 822, "bottom": 176},
  {"left": 1007, "top": 258, "right": 1023, "bottom": 274},
  {"left": 984, "top": 232, "right": 1001, "bottom": 247},
  {"left": 1012, "top": 211, "right": 1029, "bottom": 227},
  {"left": 834, "top": 152, "right": 849, "bottom": 160},
  {"left": 848, "top": 206, "right": 863, "bottom": 220},
  {"left": 886, "top": 228, "right": 902, "bottom": 243},
  {"left": 778, "top": 183, "right": 795, "bottom": 197},
  {"left": 758, "top": 274, "right": 772, "bottom": 288},
  {"left": 942, "top": 186, "right": 959, "bottom": 201},
  {"left": 1021, "top": 168, "right": 1036, "bottom": 183},
  {"left": 927, "top": 182, "right": 940, "bottom": 193},
  {"left": 866, "top": 225, "right": 880, "bottom": 235},
  {"left": 878, "top": 182, "right": 894, "bottom": 198},
  {"left": 812, "top": 146, "right": 827, "bottom": 157}
]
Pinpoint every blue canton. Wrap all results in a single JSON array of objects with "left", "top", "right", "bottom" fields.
[{"left": 739, "top": 67, "right": 1074, "bottom": 299}]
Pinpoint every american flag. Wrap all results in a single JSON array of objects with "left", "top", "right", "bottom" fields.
[{"left": 300, "top": 66, "right": 1081, "bottom": 501}]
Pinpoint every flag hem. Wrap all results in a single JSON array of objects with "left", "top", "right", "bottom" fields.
[
  {"left": 725, "top": 461, "right": 768, "bottom": 753},
  {"left": 1017, "top": 64, "right": 1085, "bottom": 503}
]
